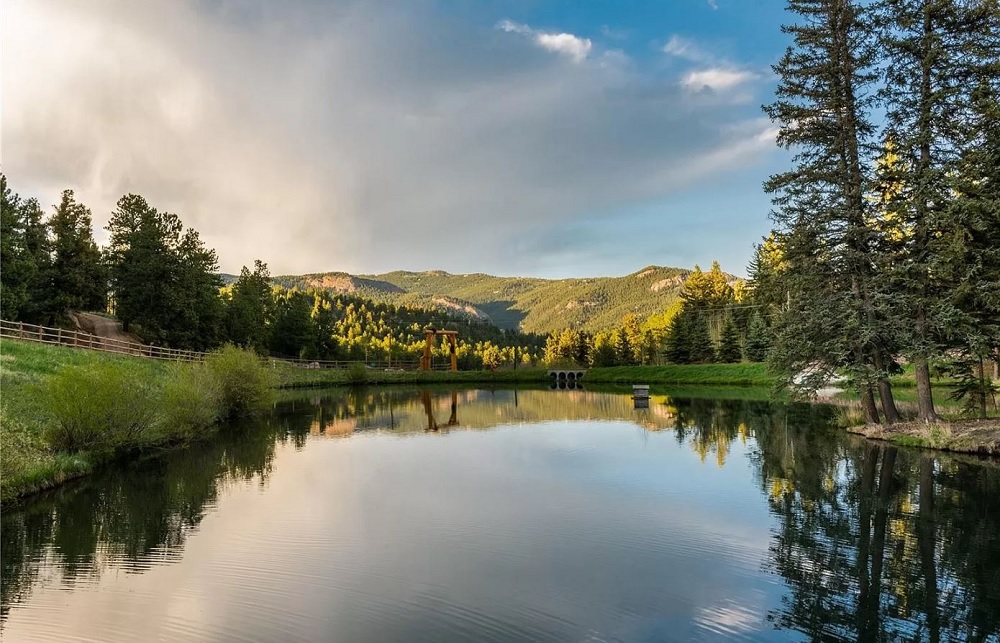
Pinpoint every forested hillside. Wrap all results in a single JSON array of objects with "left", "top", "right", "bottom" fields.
[{"left": 278, "top": 265, "right": 724, "bottom": 334}]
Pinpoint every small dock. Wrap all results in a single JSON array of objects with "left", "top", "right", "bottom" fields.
[{"left": 632, "top": 384, "right": 650, "bottom": 408}]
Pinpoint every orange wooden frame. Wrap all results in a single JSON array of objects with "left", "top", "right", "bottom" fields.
[{"left": 420, "top": 328, "right": 458, "bottom": 371}]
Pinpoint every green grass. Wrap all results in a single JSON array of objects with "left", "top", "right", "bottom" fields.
[
  {"left": 0, "top": 339, "right": 271, "bottom": 503},
  {"left": 0, "top": 340, "right": 166, "bottom": 502},
  {"left": 274, "top": 362, "right": 778, "bottom": 388},
  {"left": 584, "top": 363, "right": 776, "bottom": 386},
  {"left": 273, "top": 364, "right": 552, "bottom": 388},
  {"left": 887, "top": 363, "right": 960, "bottom": 388}
]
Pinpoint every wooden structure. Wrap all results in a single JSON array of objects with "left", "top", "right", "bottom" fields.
[
  {"left": 422, "top": 390, "right": 459, "bottom": 431},
  {"left": 420, "top": 327, "right": 459, "bottom": 371},
  {"left": 632, "top": 384, "right": 650, "bottom": 409},
  {"left": 0, "top": 319, "right": 208, "bottom": 362}
]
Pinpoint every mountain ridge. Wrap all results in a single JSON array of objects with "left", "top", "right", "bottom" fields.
[{"left": 269, "top": 265, "right": 721, "bottom": 334}]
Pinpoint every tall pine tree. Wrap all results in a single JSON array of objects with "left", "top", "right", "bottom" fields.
[{"left": 764, "top": 0, "right": 897, "bottom": 423}]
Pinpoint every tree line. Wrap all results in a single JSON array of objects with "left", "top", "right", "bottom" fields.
[
  {"left": 540, "top": 261, "right": 771, "bottom": 367},
  {"left": 0, "top": 176, "right": 546, "bottom": 367},
  {"left": 748, "top": 0, "right": 1000, "bottom": 421}
]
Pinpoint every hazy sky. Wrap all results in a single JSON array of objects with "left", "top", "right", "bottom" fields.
[{"left": 2, "top": 0, "right": 789, "bottom": 278}]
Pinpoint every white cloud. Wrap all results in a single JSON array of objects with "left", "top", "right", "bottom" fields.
[
  {"left": 535, "top": 32, "right": 592, "bottom": 63},
  {"left": 496, "top": 19, "right": 591, "bottom": 63},
  {"left": 3, "top": 0, "right": 775, "bottom": 275},
  {"left": 682, "top": 68, "right": 758, "bottom": 92},
  {"left": 662, "top": 35, "right": 711, "bottom": 63}
]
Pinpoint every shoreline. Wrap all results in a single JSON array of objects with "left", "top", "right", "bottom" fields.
[
  {"left": 273, "top": 362, "right": 778, "bottom": 388},
  {"left": 0, "top": 337, "right": 777, "bottom": 505},
  {"left": 847, "top": 418, "right": 1000, "bottom": 456}
]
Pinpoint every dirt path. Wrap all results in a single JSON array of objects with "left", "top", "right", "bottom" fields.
[{"left": 69, "top": 312, "right": 144, "bottom": 346}]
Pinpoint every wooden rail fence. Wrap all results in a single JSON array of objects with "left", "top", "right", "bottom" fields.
[
  {"left": 0, "top": 319, "right": 448, "bottom": 370},
  {"left": 0, "top": 319, "right": 209, "bottom": 362}
]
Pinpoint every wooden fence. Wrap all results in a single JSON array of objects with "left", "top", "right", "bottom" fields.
[
  {"left": 0, "top": 319, "right": 210, "bottom": 361},
  {"left": 0, "top": 319, "right": 444, "bottom": 370}
]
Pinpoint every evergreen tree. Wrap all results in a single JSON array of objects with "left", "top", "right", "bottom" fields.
[
  {"left": 590, "top": 333, "right": 618, "bottom": 367},
  {"left": 1, "top": 176, "right": 30, "bottom": 319},
  {"left": 744, "top": 311, "right": 772, "bottom": 363},
  {"left": 875, "top": 0, "right": 994, "bottom": 421},
  {"left": 573, "top": 331, "right": 591, "bottom": 366},
  {"left": 226, "top": 260, "right": 274, "bottom": 353},
  {"left": 717, "top": 316, "right": 742, "bottom": 363},
  {"left": 106, "top": 194, "right": 223, "bottom": 348},
  {"left": 763, "top": 0, "right": 893, "bottom": 423},
  {"left": 665, "top": 311, "right": 692, "bottom": 364},
  {"left": 270, "top": 290, "right": 317, "bottom": 358},
  {"left": 48, "top": 190, "right": 106, "bottom": 315},
  {"left": 747, "top": 234, "right": 788, "bottom": 315},
  {"left": 105, "top": 194, "right": 181, "bottom": 337},
  {"left": 614, "top": 329, "right": 636, "bottom": 366},
  {"left": 665, "top": 308, "right": 714, "bottom": 364},
  {"left": 688, "top": 311, "right": 715, "bottom": 364},
  {"left": 170, "top": 228, "right": 225, "bottom": 350},
  {"left": 938, "top": 76, "right": 1000, "bottom": 417},
  {"left": 0, "top": 177, "right": 53, "bottom": 322}
]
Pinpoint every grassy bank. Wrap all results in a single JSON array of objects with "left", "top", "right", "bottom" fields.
[
  {"left": 0, "top": 339, "right": 273, "bottom": 503},
  {"left": 584, "top": 363, "right": 776, "bottom": 386},
  {"left": 272, "top": 362, "right": 777, "bottom": 388},
  {"left": 273, "top": 364, "right": 552, "bottom": 388},
  {"left": 847, "top": 419, "right": 1000, "bottom": 456},
  {"left": 2, "top": 341, "right": 777, "bottom": 501}
]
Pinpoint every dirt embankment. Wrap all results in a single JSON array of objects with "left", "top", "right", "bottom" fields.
[
  {"left": 848, "top": 418, "right": 1000, "bottom": 456},
  {"left": 69, "top": 312, "right": 144, "bottom": 346}
]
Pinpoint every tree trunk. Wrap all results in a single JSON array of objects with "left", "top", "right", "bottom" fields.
[
  {"left": 914, "top": 354, "right": 938, "bottom": 423},
  {"left": 876, "top": 378, "right": 900, "bottom": 423},
  {"left": 856, "top": 443, "right": 878, "bottom": 635},
  {"left": 912, "top": 7, "right": 938, "bottom": 425},
  {"left": 862, "top": 446, "right": 897, "bottom": 638},
  {"left": 874, "top": 350, "right": 901, "bottom": 423},
  {"left": 978, "top": 356, "right": 988, "bottom": 420},
  {"left": 918, "top": 457, "right": 940, "bottom": 643},
  {"left": 861, "top": 384, "right": 881, "bottom": 425}
]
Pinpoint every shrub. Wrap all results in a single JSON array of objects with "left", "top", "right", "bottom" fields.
[
  {"left": 43, "top": 362, "right": 159, "bottom": 452},
  {"left": 347, "top": 361, "right": 369, "bottom": 384},
  {"left": 160, "top": 363, "right": 221, "bottom": 439},
  {"left": 1, "top": 408, "right": 45, "bottom": 490},
  {"left": 205, "top": 345, "right": 275, "bottom": 420}
]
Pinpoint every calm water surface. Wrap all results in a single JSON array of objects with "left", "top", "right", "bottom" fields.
[{"left": 2, "top": 387, "right": 999, "bottom": 642}]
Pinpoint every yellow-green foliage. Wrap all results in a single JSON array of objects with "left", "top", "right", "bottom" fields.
[
  {"left": 42, "top": 362, "right": 160, "bottom": 452},
  {"left": 1, "top": 338, "right": 276, "bottom": 502},
  {"left": 205, "top": 344, "right": 276, "bottom": 419},
  {"left": 161, "top": 363, "right": 221, "bottom": 439},
  {"left": 347, "top": 361, "right": 369, "bottom": 384}
]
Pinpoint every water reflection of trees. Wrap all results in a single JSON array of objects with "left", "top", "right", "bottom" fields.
[
  {"left": 1, "top": 421, "right": 278, "bottom": 621},
  {"left": 753, "top": 415, "right": 1000, "bottom": 641},
  {"left": 4, "top": 390, "right": 1000, "bottom": 641}
]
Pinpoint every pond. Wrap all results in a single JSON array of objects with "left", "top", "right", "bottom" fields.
[{"left": 2, "top": 387, "right": 999, "bottom": 642}]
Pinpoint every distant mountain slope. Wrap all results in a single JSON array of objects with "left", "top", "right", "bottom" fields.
[{"left": 277, "top": 265, "right": 698, "bottom": 334}]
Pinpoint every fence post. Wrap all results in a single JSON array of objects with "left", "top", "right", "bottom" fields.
[
  {"left": 57, "top": 328, "right": 62, "bottom": 344},
  {"left": 73, "top": 331, "right": 79, "bottom": 347},
  {"left": 18, "top": 322, "right": 23, "bottom": 338}
]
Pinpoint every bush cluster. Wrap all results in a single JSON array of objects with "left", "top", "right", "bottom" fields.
[
  {"left": 43, "top": 362, "right": 159, "bottom": 452},
  {"left": 42, "top": 345, "right": 274, "bottom": 454},
  {"left": 205, "top": 345, "right": 276, "bottom": 420}
]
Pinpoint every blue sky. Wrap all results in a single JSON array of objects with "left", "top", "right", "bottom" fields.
[{"left": 4, "top": 0, "right": 792, "bottom": 278}]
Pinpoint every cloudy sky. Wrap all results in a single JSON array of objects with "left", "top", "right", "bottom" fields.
[{"left": 2, "top": 0, "right": 789, "bottom": 278}]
